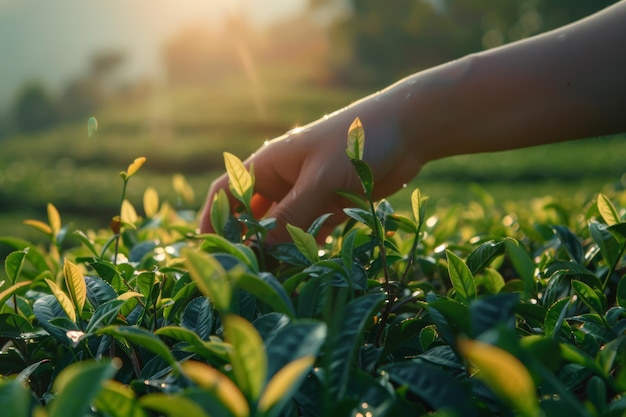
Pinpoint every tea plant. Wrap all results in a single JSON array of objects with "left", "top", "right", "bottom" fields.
[{"left": 1, "top": 119, "right": 625, "bottom": 417}]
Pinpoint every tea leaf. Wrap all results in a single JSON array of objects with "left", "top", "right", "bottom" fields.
[
  {"left": 411, "top": 188, "right": 428, "bottom": 226},
  {"left": 445, "top": 250, "right": 476, "bottom": 305},
  {"left": 48, "top": 203, "right": 61, "bottom": 236},
  {"left": 139, "top": 394, "right": 211, "bottom": 417},
  {"left": 22, "top": 219, "right": 52, "bottom": 235},
  {"left": 93, "top": 380, "right": 147, "bottom": 417},
  {"left": 258, "top": 356, "right": 315, "bottom": 415},
  {"left": 49, "top": 359, "right": 121, "bottom": 417},
  {"left": 544, "top": 297, "right": 572, "bottom": 339},
  {"left": 97, "top": 326, "right": 177, "bottom": 368},
  {"left": 210, "top": 189, "right": 231, "bottom": 236},
  {"left": 571, "top": 280, "right": 605, "bottom": 316},
  {"left": 346, "top": 117, "right": 364, "bottom": 160},
  {"left": 173, "top": 173, "right": 195, "bottom": 203},
  {"left": 0, "top": 379, "right": 31, "bottom": 417},
  {"left": 143, "top": 187, "right": 159, "bottom": 218},
  {"left": 597, "top": 193, "right": 620, "bottom": 226},
  {"left": 63, "top": 260, "right": 86, "bottom": 316},
  {"left": 224, "top": 152, "right": 253, "bottom": 204},
  {"left": 286, "top": 224, "right": 319, "bottom": 264},
  {"left": 125, "top": 157, "right": 146, "bottom": 179},
  {"left": 618, "top": 278, "right": 626, "bottom": 308},
  {"left": 0, "top": 281, "right": 32, "bottom": 307},
  {"left": 183, "top": 248, "right": 231, "bottom": 312},
  {"left": 350, "top": 159, "right": 373, "bottom": 196},
  {"left": 458, "top": 339, "right": 540, "bottom": 417},
  {"left": 45, "top": 278, "right": 76, "bottom": 323},
  {"left": 181, "top": 360, "right": 249, "bottom": 417},
  {"left": 223, "top": 314, "right": 267, "bottom": 401},
  {"left": 121, "top": 199, "right": 138, "bottom": 224},
  {"left": 4, "top": 248, "right": 28, "bottom": 284}
]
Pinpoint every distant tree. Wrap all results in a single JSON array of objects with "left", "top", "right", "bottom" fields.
[
  {"left": 313, "top": 0, "right": 618, "bottom": 87},
  {"left": 12, "top": 83, "right": 59, "bottom": 132}
]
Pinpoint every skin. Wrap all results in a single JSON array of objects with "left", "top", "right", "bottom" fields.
[{"left": 200, "top": 1, "right": 626, "bottom": 244}]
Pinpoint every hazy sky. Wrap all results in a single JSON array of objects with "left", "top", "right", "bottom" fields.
[{"left": 0, "top": 0, "right": 308, "bottom": 111}]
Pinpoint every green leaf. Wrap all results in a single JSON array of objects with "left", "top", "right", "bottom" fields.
[
  {"left": 183, "top": 248, "right": 231, "bottom": 312},
  {"left": 589, "top": 220, "right": 621, "bottom": 269},
  {"left": 181, "top": 360, "right": 248, "bottom": 417},
  {"left": 458, "top": 339, "right": 540, "bottom": 417},
  {"left": 0, "top": 379, "right": 31, "bottom": 417},
  {"left": 63, "top": 260, "right": 86, "bottom": 316},
  {"left": 93, "top": 381, "right": 148, "bottom": 417},
  {"left": 211, "top": 188, "right": 231, "bottom": 236},
  {"left": 617, "top": 278, "right": 626, "bottom": 308},
  {"left": 286, "top": 224, "right": 319, "bottom": 264},
  {"left": 411, "top": 188, "right": 428, "bottom": 226},
  {"left": 597, "top": 193, "right": 620, "bottom": 226},
  {"left": 466, "top": 240, "right": 506, "bottom": 275},
  {"left": 155, "top": 326, "right": 230, "bottom": 362},
  {"left": 544, "top": 297, "right": 573, "bottom": 339},
  {"left": 234, "top": 272, "right": 295, "bottom": 318},
  {"left": 140, "top": 394, "right": 212, "bottom": 417},
  {"left": 345, "top": 117, "right": 364, "bottom": 160},
  {"left": 45, "top": 278, "right": 77, "bottom": 323},
  {"left": 258, "top": 356, "right": 315, "bottom": 417},
  {"left": 97, "top": 326, "right": 178, "bottom": 368},
  {"left": 264, "top": 322, "right": 326, "bottom": 379},
  {"left": 181, "top": 297, "right": 213, "bottom": 340},
  {"left": 223, "top": 314, "right": 267, "bottom": 401},
  {"left": 49, "top": 359, "right": 121, "bottom": 417},
  {"left": 0, "top": 281, "right": 31, "bottom": 307},
  {"left": 504, "top": 239, "right": 536, "bottom": 295},
  {"left": 224, "top": 152, "right": 253, "bottom": 206},
  {"left": 350, "top": 159, "right": 373, "bottom": 196},
  {"left": 383, "top": 361, "right": 477, "bottom": 416},
  {"left": 200, "top": 234, "right": 259, "bottom": 272},
  {"left": 329, "top": 293, "right": 385, "bottom": 399},
  {"left": 73, "top": 230, "right": 100, "bottom": 257},
  {"left": 553, "top": 225, "right": 584, "bottom": 264},
  {"left": 571, "top": 280, "right": 606, "bottom": 316},
  {"left": 85, "top": 299, "right": 126, "bottom": 333},
  {"left": 4, "top": 248, "right": 28, "bottom": 284},
  {"left": 343, "top": 207, "right": 376, "bottom": 230},
  {"left": 445, "top": 250, "right": 476, "bottom": 305}
]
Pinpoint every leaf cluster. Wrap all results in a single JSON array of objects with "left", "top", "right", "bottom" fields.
[{"left": 1, "top": 126, "right": 626, "bottom": 417}]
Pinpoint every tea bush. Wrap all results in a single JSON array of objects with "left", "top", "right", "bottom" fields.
[{"left": 1, "top": 119, "right": 625, "bottom": 417}]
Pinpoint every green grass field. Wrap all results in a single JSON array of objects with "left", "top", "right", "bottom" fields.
[{"left": 1, "top": 65, "right": 624, "bottom": 243}]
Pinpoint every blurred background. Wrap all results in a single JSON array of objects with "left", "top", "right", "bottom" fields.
[{"left": 1, "top": 0, "right": 624, "bottom": 242}]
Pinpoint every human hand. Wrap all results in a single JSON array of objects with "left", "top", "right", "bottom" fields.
[{"left": 198, "top": 93, "right": 423, "bottom": 244}]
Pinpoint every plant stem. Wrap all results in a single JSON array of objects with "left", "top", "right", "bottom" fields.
[{"left": 113, "top": 179, "right": 128, "bottom": 266}]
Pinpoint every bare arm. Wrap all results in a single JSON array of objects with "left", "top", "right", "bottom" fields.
[{"left": 200, "top": 1, "right": 626, "bottom": 243}]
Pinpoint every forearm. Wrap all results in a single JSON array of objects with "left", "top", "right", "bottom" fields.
[{"left": 391, "top": 1, "right": 626, "bottom": 164}]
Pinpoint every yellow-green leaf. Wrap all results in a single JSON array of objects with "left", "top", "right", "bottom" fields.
[
  {"left": 258, "top": 355, "right": 315, "bottom": 413},
  {"left": 286, "top": 223, "right": 319, "bottom": 264},
  {"left": 45, "top": 278, "right": 77, "bottom": 323},
  {"left": 0, "top": 280, "right": 32, "bottom": 306},
  {"left": 143, "top": 187, "right": 159, "bottom": 218},
  {"left": 23, "top": 219, "right": 52, "bottom": 235},
  {"left": 181, "top": 361, "right": 249, "bottom": 417},
  {"left": 121, "top": 199, "right": 138, "bottom": 224},
  {"left": 411, "top": 188, "right": 428, "bottom": 226},
  {"left": 64, "top": 260, "right": 86, "bottom": 316},
  {"left": 458, "top": 339, "right": 540, "bottom": 417},
  {"left": 183, "top": 248, "right": 231, "bottom": 312},
  {"left": 224, "top": 152, "right": 253, "bottom": 202},
  {"left": 597, "top": 193, "right": 620, "bottom": 226},
  {"left": 126, "top": 157, "right": 146, "bottom": 178},
  {"left": 173, "top": 173, "right": 194, "bottom": 203},
  {"left": 346, "top": 117, "right": 365, "bottom": 160},
  {"left": 48, "top": 203, "right": 61, "bottom": 236},
  {"left": 223, "top": 314, "right": 267, "bottom": 402}
]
